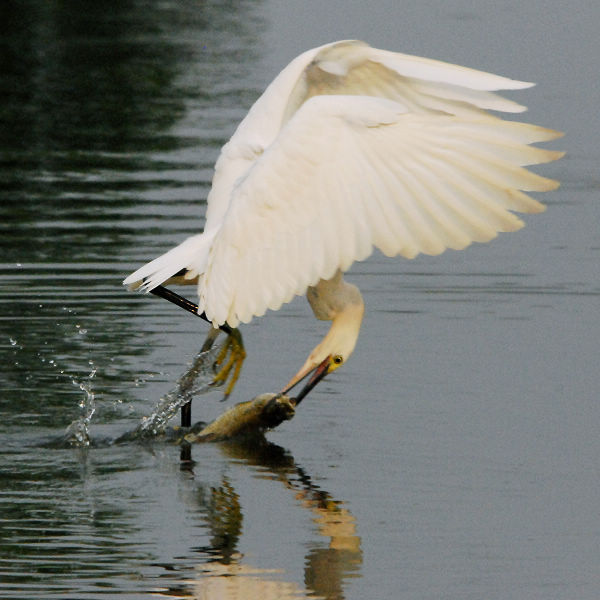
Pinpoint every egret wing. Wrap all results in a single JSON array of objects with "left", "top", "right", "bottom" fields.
[
  {"left": 282, "top": 40, "right": 533, "bottom": 124},
  {"left": 199, "top": 95, "right": 562, "bottom": 327},
  {"left": 204, "top": 40, "right": 536, "bottom": 233}
]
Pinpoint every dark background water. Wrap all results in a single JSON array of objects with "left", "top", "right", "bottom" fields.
[{"left": 1, "top": 1, "right": 598, "bottom": 599}]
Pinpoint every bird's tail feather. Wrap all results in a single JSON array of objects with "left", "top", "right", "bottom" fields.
[{"left": 123, "top": 231, "right": 214, "bottom": 293}]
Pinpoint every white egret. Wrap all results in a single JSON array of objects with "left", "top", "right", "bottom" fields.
[{"left": 124, "top": 40, "right": 562, "bottom": 405}]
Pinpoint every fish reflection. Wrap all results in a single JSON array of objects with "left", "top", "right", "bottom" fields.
[{"left": 163, "top": 438, "right": 362, "bottom": 600}]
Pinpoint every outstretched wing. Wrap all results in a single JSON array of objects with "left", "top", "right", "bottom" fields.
[
  {"left": 199, "top": 95, "right": 562, "bottom": 327},
  {"left": 202, "top": 40, "right": 535, "bottom": 232},
  {"left": 281, "top": 40, "right": 533, "bottom": 123}
]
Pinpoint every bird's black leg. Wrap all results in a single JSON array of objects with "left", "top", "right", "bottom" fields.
[
  {"left": 181, "top": 402, "right": 192, "bottom": 428},
  {"left": 150, "top": 286, "right": 226, "bottom": 428},
  {"left": 149, "top": 286, "right": 213, "bottom": 428},
  {"left": 149, "top": 285, "right": 231, "bottom": 335},
  {"left": 148, "top": 285, "right": 243, "bottom": 427}
]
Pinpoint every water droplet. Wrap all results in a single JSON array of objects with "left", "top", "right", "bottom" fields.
[
  {"left": 133, "top": 345, "right": 219, "bottom": 438},
  {"left": 65, "top": 366, "right": 97, "bottom": 447}
]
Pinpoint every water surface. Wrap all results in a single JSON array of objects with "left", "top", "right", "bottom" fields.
[{"left": 1, "top": 1, "right": 599, "bottom": 599}]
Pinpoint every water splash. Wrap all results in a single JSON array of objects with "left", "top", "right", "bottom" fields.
[
  {"left": 64, "top": 365, "right": 97, "bottom": 447},
  {"left": 134, "top": 344, "right": 221, "bottom": 438}
]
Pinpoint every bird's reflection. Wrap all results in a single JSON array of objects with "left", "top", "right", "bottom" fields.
[
  {"left": 148, "top": 341, "right": 362, "bottom": 599},
  {"left": 172, "top": 436, "right": 362, "bottom": 599},
  {"left": 190, "top": 475, "right": 242, "bottom": 566}
]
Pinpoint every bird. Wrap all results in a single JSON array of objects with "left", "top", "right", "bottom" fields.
[{"left": 124, "top": 39, "right": 562, "bottom": 407}]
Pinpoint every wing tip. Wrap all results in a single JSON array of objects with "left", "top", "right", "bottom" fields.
[
  {"left": 543, "top": 177, "right": 561, "bottom": 191},
  {"left": 537, "top": 127, "right": 564, "bottom": 142},
  {"left": 123, "top": 273, "right": 143, "bottom": 291},
  {"left": 507, "top": 79, "right": 535, "bottom": 91}
]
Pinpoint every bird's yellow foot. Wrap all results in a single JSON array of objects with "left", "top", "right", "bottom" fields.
[{"left": 211, "top": 328, "right": 246, "bottom": 397}]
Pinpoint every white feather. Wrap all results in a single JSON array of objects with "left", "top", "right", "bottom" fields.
[
  {"left": 123, "top": 231, "right": 216, "bottom": 292},
  {"left": 124, "top": 40, "right": 562, "bottom": 329}
]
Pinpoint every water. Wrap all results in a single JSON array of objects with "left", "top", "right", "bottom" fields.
[{"left": 1, "top": 1, "right": 599, "bottom": 598}]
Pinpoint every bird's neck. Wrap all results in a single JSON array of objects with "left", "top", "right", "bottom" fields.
[
  {"left": 320, "top": 294, "right": 365, "bottom": 359},
  {"left": 287, "top": 287, "right": 364, "bottom": 391}
]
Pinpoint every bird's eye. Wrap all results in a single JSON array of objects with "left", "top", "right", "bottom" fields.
[{"left": 333, "top": 355, "right": 343, "bottom": 365}]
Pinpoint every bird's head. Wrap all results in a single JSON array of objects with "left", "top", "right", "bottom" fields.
[{"left": 281, "top": 303, "right": 363, "bottom": 398}]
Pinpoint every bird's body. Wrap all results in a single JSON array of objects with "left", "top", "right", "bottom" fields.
[{"left": 124, "top": 40, "right": 562, "bottom": 395}]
